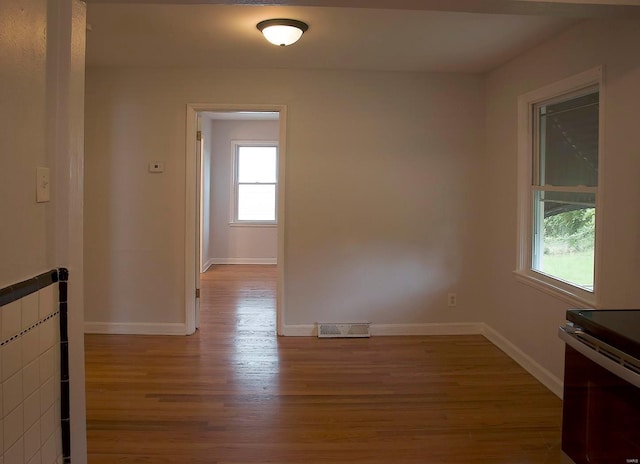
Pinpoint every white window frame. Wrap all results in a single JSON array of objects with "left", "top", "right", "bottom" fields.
[
  {"left": 230, "top": 140, "right": 279, "bottom": 226},
  {"left": 514, "top": 67, "right": 604, "bottom": 307}
]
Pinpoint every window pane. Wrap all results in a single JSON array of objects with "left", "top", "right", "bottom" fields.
[
  {"left": 238, "top": 184, "right": 276, "bottom": 221},
  {"left": 238, "top": 146, "right": 277, "bottom": 183},
  {"left": 538, "top": 91, "right": 598, "bottom": 187},
  {"left": 532, "top": 190, "right": 595, "bottom": 290}
]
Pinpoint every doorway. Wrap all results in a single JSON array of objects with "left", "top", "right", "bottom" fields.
[{"left": 185, "top": 104, "right": 287, "bottom": 336}]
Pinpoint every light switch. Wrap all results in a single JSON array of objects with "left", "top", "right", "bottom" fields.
[
  {"left": 36, "top": 167, "right": 50, "bottom": 203},
  {"left": 149, "top": 162, "right": 164, "bottom": 173}
]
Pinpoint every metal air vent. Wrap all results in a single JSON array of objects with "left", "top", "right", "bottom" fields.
[{"left": 317, "top": 323, "right": 370, "bottom": 338}]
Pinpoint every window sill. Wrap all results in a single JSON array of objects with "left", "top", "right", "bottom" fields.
[
  {"left": 512, "top": 270, "right": 596, "bottom": 309},
  {"left": 228, "top": 222, "right": 277, "bottom": 228}
]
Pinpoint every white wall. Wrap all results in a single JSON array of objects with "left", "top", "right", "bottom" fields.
[
  {"left": 84, "top": 68, "right": 485, "bottom": 329},
  {"left": 205, "top": 118, "right": 279, "bottom": 266},
  {"left": 201, "top": 116, "right": 213, "bottom": 270},
  {"left": 1, "top": 0, "right": 88, "bottom": 460},
  {"left": 0, "top": 0, "right": 51, "bottom": 286},
  {"left": 483, "top": 19, "right": 640, "bottom": 384}
]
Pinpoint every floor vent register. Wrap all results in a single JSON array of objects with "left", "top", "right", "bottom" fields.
[{"left": 317, "top": 322, "right": 370, "bottom": 338}]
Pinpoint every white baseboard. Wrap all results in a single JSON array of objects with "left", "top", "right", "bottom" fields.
[
  {"left": 210, "top": 258, "right": 277, "bottom": 265},
  {"left": 281, "top": 324, "right": 316, "bottom": 336},
  {"left": 84, "top": 322, "right": 188, "bottom": 335},
  {"left": 371, "top": 323, "right": 484, "bottom": 336},
  {"left": 202, "top": 258, "right": 215, "bottom": 273},
  {"left": 281, "top": 322, "right": 483, "bottom": 337},
  {"left": 481, "top": 324, "right": 564, "bottom": 399}
]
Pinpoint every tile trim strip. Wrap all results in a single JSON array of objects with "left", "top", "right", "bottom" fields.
[
  {"left": 0, "top": 310, "right": 60, "bottom": 346},
  {"left": 58, "top": 267, "right": 71, "bottom": 464},
  {"left": 0, "top": 269, "right": 58, "bottom": 307}
]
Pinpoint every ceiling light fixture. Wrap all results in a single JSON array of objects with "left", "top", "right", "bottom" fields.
[{"left": 257, "top": 19, "right": 309, "bottom": 47}]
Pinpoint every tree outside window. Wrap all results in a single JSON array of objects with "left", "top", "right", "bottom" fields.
[{"left": 531, "top": 90, "right": 599, "bottom": 291}]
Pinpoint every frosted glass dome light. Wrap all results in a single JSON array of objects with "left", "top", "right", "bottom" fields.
[{"left": 257, "top": 19, "right": 309, "bottom": 47}]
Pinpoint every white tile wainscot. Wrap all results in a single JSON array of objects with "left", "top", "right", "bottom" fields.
[{"left": 0, "top": 275, "right": 63, "bottom": 464}]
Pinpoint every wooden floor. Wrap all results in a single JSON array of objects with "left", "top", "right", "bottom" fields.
[{"left": 85, "top": 265, "right": 563, "bottom": 463}]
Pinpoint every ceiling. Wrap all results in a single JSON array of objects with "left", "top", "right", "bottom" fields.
[{"left": 85, "top": 2, "right": 638, "bottom": 73}]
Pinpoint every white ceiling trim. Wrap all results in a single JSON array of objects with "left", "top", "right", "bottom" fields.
[{"left": 85, "top": 0, "right": 640, "bottom": 19}]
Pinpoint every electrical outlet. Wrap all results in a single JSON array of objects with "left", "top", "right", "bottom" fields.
[{"left": 447, "top": 293, "right": 457, "bottom": 307}]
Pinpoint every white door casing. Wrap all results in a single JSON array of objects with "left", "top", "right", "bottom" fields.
[{"left": 185, "top": 104, "right": 287, "bottom": 336}]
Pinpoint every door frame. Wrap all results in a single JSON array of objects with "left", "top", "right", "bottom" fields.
[{"left": 185, "top": 103, "right": 287, "bottom": 335}]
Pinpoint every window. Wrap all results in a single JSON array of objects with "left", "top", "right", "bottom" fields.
[
  {"left": 516, "top": 68, "right": 601, "bottom": 304},
  {"left": 232, "top": 143, "right": 278, "bottom": 224}
]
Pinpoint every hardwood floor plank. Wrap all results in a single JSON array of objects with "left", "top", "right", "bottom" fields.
[{"left": 85, "top": 265, "right": 562, "bottom": 463}]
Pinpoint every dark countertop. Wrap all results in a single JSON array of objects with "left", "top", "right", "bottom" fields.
[{"left": 566, "top": 309, "right": 640, "bottom": 360}]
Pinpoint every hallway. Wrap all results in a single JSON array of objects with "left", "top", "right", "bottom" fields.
[{"left": 85, "top": 265, "right": 562, "bottom": 463}]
